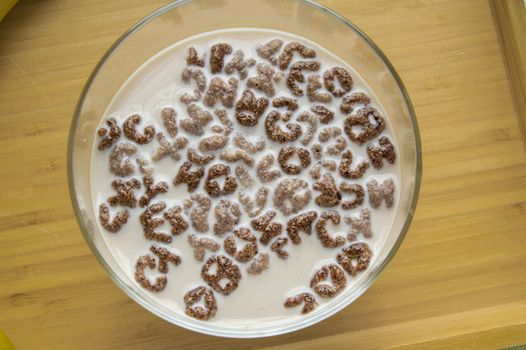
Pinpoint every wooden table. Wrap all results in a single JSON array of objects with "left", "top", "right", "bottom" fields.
[{"left": 1, "top": 1, "right": 525, "bottom": 349}]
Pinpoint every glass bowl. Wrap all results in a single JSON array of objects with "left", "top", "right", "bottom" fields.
[{"left": 68, "top": 0, "right": 422, "bottom": 338}]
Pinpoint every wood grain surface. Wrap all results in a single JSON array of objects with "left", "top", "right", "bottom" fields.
[
  {"left": 491, "top": 0, "right": 526, "bottom": 152},
  {"left": 1, "top": 0, "right": 526, "bottom": 349}
]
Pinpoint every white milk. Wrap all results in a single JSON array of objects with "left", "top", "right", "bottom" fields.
[{"left": 90, "top": 28, "right": 401, "bottom": 327}]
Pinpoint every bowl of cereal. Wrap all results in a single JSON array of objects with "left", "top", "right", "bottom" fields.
[{"left": 68, "top": 0, "right": 421, "bottom": 338}]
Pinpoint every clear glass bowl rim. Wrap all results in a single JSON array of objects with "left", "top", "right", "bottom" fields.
[{"left": 67, "top": 0, "right": 423, "bottom": 338}]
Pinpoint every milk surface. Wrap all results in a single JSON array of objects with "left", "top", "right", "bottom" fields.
[{"left": 90, "top": 28, "right": 401, "bottom": 327}]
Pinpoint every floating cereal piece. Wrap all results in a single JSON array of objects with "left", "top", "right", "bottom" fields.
[
  {"left": 336, "top": 242, "right": 372, "bottom": 276},
  {"left": 201, "top": 255, "right": 241, "bottom": 296},
  {"left": 152, "top": 132, "right": 188, "bottom": 161},
  {"left": 187, "top": 147, "right": 215, "bottom": 165},
  {"left": 204, "top": 164, "right": 238, "bottom": 197},
  {"left": 180, "top": 104, "right": 213, "bottom": 136},
  {"left": 323, "top": 67, "right": 353, "bottom": 97},
  {"left": 339, "top": 182, "right": 365, "bottom": 210},
  {"left": 286, "top": 211, "right": 318, "bottom": 244},
  {"left": 284, "top": 292, "right": 318, "bottom": 314},
  {"left": 220, "top": 149, "right": 254, "bottom": 166},
  {"left": 139, "top": 175, "right": 168, "bottom": 207},
  {"left": 224, "top": 50, "right": 256, "bottom": 79},
  {"left": 210, "top": 125, "right": 224, "bottom": 134},
  {"left": 235, "top": 165, "right": 256, "bottom": 188},
  {"left": 150, "top": 245, "right": 181, "bottom": 273},
  {"left": 256, "top": 153, "right": 281, "bottom": 183},
  {"left": 99, "top": 203, "right": 129, "bottom": 233},
  {"left": 198, "top": 135, "right": 228, "bottom": 152},
  {"left": 189, "top": 193, "right": 212, "bottom": 232},
  {"left": 313, "top": 174, "right": 341, "bottom": 208},
  {"left": 123, "top": 114, "right": 155, "bottom": 144},
  {"left": 134, "top": 255, "right": 167, "bottom": 292},
  {"left": 367, "top": 136, "right": 396, "bottom": 169},
  {"left": 251, "top": 210, "right": 282, "bottom": 245},
  {"left": 272, "top": 96, "right": 299, "bottom": 111},
  {"left": 256, "top": 39, "right": 283, "bottom": 65},
  {"left": 213, "top": 199, "right": 242, "bottom": 236},
  {"left": 318, "top": 127, "right": 347, "bottom": 155},
  {"left": 109, "top": 142, "right": 137, "bottom": 177},
  {"left": 274, "top": 71, "right": 285, "bottom": 83},
  {"left": 97, "top": 118, "right": 121, "bottom": 151},
  {"left": 173, "top": 161, "right": 205, "bottom": 193},
  {"left": 239, "top": 187, "right": 269, "bottom": 217},
  {"left": 160, "top": 107, "right": 178, "bottom": 137},
  {"left": 271, "top": 237, "right": 289, "bottom": 259},
  {"left": 315, "top": 211, "right": 346, "bottom": 248},
  {"left": 264, "top": 110, "right": 302, "bottom": 143},
  {"left": 184, "top": 286, "right": 217, "bottom": 320},
  {"left": 340, "top": 92, "right": 370, "bottom": 114},
  {"left": 210, "top": 43, "right": 233, "bottom": 74},
  {"left": 286, "top": 60, "right": 321, "bottom": 96},
  {"left": 278, "top": 42, "right": 317, "bottom": 70},
  {"left": 367, "top": 178, "right": 395, "bottom": 208},
  {"left": 247, "top": 63, "right": 276, "bottom": 97},
  {"left": 108, "top": 178, "right": 141, "bottom": 208},
  {"left": 232, "top": 132, "right": 265, "bottom": 154},
  {"left": 224, "top": 227, "right": 258, "bottom": 263},
  {"left": 310, "top": 264, "right": 346, "bottom": 298},
  {"left": 311, "top": 143, "right": 322, "bottom": 160},
  {"left": 140, "top": 202, "right": 172, "bottom": 243},
  {"left": 247, "top": 253, "right": 270, "bottom": 275},
  {"left": 338, "top": 150, "right": 369, "bottom": 179},
  {"left": 274, "top": 178, "right": 312, "bottom": 216},
  {"left": 187, "top": 234, "right": 220, "bottom": 262},
  {"left": 136, "top": 157, "right": 154, "bottom": 176},
  {"left": 278, "top": 146, "right": 311, "bottom": 175},
  {"left": 345, "top": 208, "right": 372, "bottom": 238},
  {"left": 186, "top": 47, "right": 205, "bottom": 67},
  {"left": 203, "top": 77, "right": 238, "bottom": 108},
  {"left": 163, "top": 205, "right": 188, "bottom": 235},
  {"left": 343, "top": 106, "right": 385, "bottom": 144},
  {"left": 311, "top": 105, "right": 335, "bottom": 124},
  {"left": 213, "top": 108, "right": 233, "bottom": 136},
  {"left": 180, "top": 68, "right": 207, "bottom": 105},
  {"left": 309, "top": 160, "right": 337, "bottom": 180},
  {"left": 318, "top": 127, "right": 340, "bottom": 143},
  {"left": 307, "top": 75, "right": 332, "bottom": 103},
  {"left": 235, "top": 89, "right": 269, "bottom": 127},
  {"left": 297, "top": 111, "right": 318, "bottom": 146}
]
